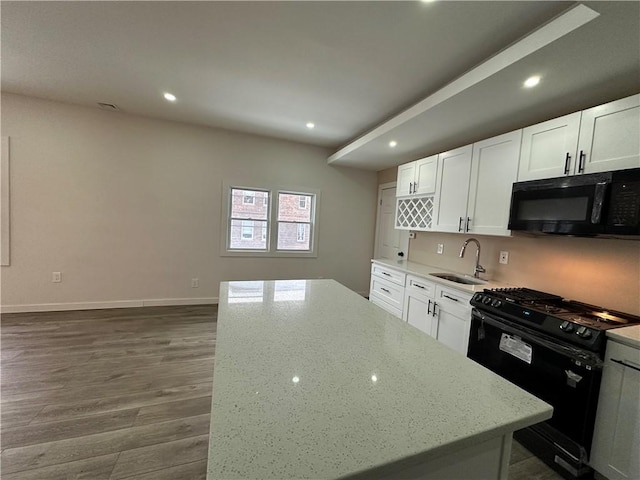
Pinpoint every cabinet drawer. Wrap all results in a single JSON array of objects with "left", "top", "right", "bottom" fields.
[
  {"left": 605, "top": 339, "right": 640, "bottom": 365},
  {"left": 370, "top": 294, "right": 403, "bottom": 319},
  {"left": 406, "top": 275, "right": 436, "bottom": 299},
  {"left": 370, "top": 276, "right": 404, "bottom": 311},
  {"left": 435, "top": 285, "right": 473, "bottom": 318},
  {"left": 371, "top": 264, "right": 406, "bottom": 286}
]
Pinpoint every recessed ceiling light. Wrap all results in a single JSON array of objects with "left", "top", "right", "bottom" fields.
[
  {"left": 389, "top": 140, "right": 398, "bottom": 148},
  {"left": 306, "top": 122, "right": 315, "bottom": 129},
  {"left": 163, "top": 92, "right": 177, "bottom": 102},
  {"left": 524, "top": 76, "right": 541, "bottom": 88}
]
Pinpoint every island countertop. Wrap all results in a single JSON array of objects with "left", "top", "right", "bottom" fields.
[{"left": 207, "top": 279, "right": 552, "bottom": 479}]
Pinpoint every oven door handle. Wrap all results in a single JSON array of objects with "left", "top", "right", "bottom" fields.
[{"left": 473, "top": 310, "right": 603, "bottom": 368}]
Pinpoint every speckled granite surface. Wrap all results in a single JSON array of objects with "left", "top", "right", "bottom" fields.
[
  {"left": 207, "top": 279, "right": 552, "bottom": 480},
  {"left": 607, "top": 324, "right": 640, "bottom": 349}
]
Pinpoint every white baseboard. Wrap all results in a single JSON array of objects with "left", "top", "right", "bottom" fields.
[{"left": 1, "top": 297, "right": 218, "bottom": 314}]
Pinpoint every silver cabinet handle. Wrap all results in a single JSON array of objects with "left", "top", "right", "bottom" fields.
[
  {"left": 432, "top": 301, "right": 438, "bottom": 317},
  {"left": 414, "top": 283, "right": 425, "bottom": 290},
  {"left": 409, "top": 182, "right": 413, "bottom": 194},
  {"left": 578, "top": 150, "right": 586, "bottom": 173},
  {"left": 458, "top": 217, "right": 463, "bottom": 232},
  {"left": 443, "top": 294, "right": 459, "bottom": 302},
  {"left": 427, "top": 299, "right": 431, "bottom": 315},
  {"left": 466, "top": 217, "right": 471, "bottom": 232},
  {"left": 413, "top": 182, "right": 418, "bottom": 193},
  {"left": 380, "top": 287, "right": 391, "bottom": 294}
]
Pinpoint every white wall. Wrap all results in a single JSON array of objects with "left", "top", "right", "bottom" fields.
[{"left": 0, "top": 93, "right": 378, "bottom": 311}]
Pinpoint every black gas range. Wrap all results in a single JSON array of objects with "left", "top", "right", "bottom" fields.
[
  {"left": 467, "top": 287, "right": 640, "bottom": 480},
  {"left": 470, "top": 287, "right": 638, "bottom": 353}
]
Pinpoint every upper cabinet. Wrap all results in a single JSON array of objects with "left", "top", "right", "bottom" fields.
[
  {"left": 518, "top": 112, "right": 581, "bottom": 181},
  {"left": 396, "top": 155, "right": 437, "bottom": 197},
  {"left": 433, "top": 145, "right": 473, "bottom": 233},
  {"left": 578, "top": 94, "right": 640, "bottom": 174},
  {"left": 518, "top": 94, "right": 640, "bottom": 181},
  {"left": 466, "top": 130, "right": 522, "bottom": 236}
]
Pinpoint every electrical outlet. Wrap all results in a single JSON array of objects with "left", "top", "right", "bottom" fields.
[
  {"left": 52, "top": 272, "right": 61, "bottom": 283},
  {"left": 191, "top": 278, "right": 199, "bottom": 288},
  {"left": 499, "top": 251, "right": 509, "bottom": 265},
  {"left": 437, "top": 244, "right": 444, "bottom": 254}
]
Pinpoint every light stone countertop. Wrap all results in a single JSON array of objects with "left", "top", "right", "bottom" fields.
[
  {"left": 207, "top": 279, "right": 552, "bottom": 480},
  {"left": 607, "top": 324, "right": 640, "bottom": 349},
  {"left": 371, "top": 258, "right": 512, "bottom": 293}
]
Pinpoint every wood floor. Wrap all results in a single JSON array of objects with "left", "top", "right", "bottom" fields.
[{"left": 1, "top": 305, "right": 562, "bottom": 479}]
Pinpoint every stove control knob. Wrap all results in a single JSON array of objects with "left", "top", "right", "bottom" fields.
[
  {"left": 482, "top": 297, "right": 492, "bottom": 305},
  {"left": 576, "top": 326, "right": 587, "bottom": 336},
  {"left": 560, "top": 321, "right": 574, "bottom": 333},
  {"left": 491, "top": 299, "right": 502, "bottom": 308}
]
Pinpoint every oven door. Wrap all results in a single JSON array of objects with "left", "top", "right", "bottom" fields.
[
  {"left": 508, "top": 174, "right": 610, "bottom": 235},
  {"left": 467, "top": 309, "right": 603, "bottom": 463}
]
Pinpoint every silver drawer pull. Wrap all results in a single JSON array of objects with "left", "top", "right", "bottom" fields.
[
  {"left": 381, "top": 272, "right": 392, "bottom": 277},
  {"left": 611, "top": 358, "right": 640, "bottom": 373},
  {"left": 443, "top": 294, "right": 459, "bottom": 302},
  {"left": 414, "top": 284, "right": 425, "bottom": 289},
  {"left": 380, "top": 287, "right": 391, "bottom": 294}
]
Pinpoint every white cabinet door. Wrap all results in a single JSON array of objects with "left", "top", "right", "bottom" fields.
[
  {"left": 434, "top": 309, "right": 469, "bottom": 355},
  {"left": 405, "top": 295, "right": 437, "bottom": 337},
  {"left": 467, "top": 130, "right": 522, "bottom": 236},
  {"left": 518, "top": 112, "right": 581, "bottom": 181},
  {"left": 590, "top": 340, "right": 640, "bottom": 480},
  {"left": 578, "top": 94, "right": 640, "bottom": 174},
  {"left": 433, "top": 144, "right": 473, "bottom": 233},
  {"left": 397, "top": 163, "right": 416, "bottom": 197},
  {"left": 414, "top": 155, "right": 438, "bottom": 195}
]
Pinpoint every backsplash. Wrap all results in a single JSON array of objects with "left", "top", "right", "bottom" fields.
[{"left": 409, "top": 232, "right": 640, "bottom": 315}]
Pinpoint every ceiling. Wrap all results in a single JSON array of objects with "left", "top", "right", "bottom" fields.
[{"left": 2, "top": 1, "right": 639, "bottom": 171}]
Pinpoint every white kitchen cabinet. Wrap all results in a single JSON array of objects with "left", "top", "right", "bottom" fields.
[
  {"left": 369, "top": 263, "right": 406, "bottom": 319},
  {"left": 403, "top": 276, "right": 438, "bottom": 337},
  {"left": 466, "top": 130, "right": 522, "bottom": 236},
  {"left": 402, "top": 274, "right": 473, "bottom": 355},
  {"left": 577, "top": 94, "right": 640, "bottom": 174},
  {"left": 433, "top": 285, "right": 473, "bottom": 355},
  {"left": 518, "top": 94, "right": 640, "bottom": 182},
  {"left": 433, "top": 145, "right": 473, "bottom": 233},
  {"left": 517, "top": 112, "right": 582, "bottom": 181},
  {"left": 396, "top": 155, "right": 438, "bottom": 197},
  {"left": 590, "top": 339, "right": 640, "bottom": 480}
]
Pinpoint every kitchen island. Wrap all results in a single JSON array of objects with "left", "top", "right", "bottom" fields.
[{"left": 207, "top": 279, "right": 552, "bottom": 479}]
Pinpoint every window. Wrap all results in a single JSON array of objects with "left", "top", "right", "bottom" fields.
[
  {"left": 228, "top": 187, "right": 269, "bottom": 250},
  {"left": 242, "top": 191, "right": 255, "bottom": 205},
  {"left": 223, "top": 184, "right": 318, "bottom": 257},
  {"left": 241, "top": 221, "right": 254, "bottom": 240}
]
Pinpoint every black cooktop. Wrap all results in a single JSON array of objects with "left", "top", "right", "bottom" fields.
[{"left": 471, "top": 287, "right": 640, "bottom": 352}]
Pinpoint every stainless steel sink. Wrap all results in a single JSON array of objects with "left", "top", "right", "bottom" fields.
[{"left": 429, "top": 273, "right": 487, "bottom": 286}]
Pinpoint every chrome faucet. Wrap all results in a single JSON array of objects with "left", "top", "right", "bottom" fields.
[{"left": 459, "top": 238, "right": 486, "bottom": 278}]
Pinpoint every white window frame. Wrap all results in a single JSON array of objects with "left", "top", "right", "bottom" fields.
[{"left": 221, "top": 182, "right": 320, "bottom": 258}]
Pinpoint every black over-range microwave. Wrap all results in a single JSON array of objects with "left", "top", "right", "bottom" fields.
[{"left": 508, "top": 167, "right": 640, "bottom": 237}]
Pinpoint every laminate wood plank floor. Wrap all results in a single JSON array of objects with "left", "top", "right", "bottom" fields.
[
  {"left": 2, "top": 305, "right": 216, "bottom": 479},
  {"left": 2, "top": 304, "right": 562, "bottom": 479}
]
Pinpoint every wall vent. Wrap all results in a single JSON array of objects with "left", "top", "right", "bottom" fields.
[{"left": 97, "top": 102, "right": 120, "bottom": 111}]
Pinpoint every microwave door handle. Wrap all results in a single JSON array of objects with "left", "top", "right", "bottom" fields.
[{"left": 591, "top": 182, "right": 608, "bottom": 224}]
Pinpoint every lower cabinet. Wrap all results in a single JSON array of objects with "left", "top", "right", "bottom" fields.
[
  {"left": 369, "top": 263, "right": 406, "bottom": 319},
  {"left": 590, "top": 339, "right": 640, "bottom": 480},
  {"left": 402, "top": 275, "right": 473, "bottom": 355}
]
